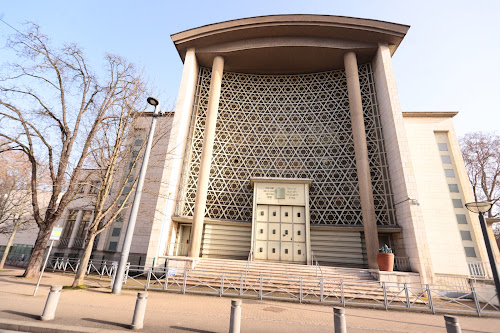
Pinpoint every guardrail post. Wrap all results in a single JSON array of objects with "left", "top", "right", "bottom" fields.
[
  {"left": 220, "top": 273, "right": 225, "bottom": 297},
  {"left": 426, "top": 284, "right": 435, "bottom": 314},
  {"left": 239, "top": 273, "right": 243, "bottom": 296},
  {"left": 299, "top": 277, "right": 303, "bottom": 303},
  {"left": 469, "top": 284, "right": 481, "bottom": 317},
  {"left": 404, "top": 283, "right": 410, "bottom": 308},
  {"left": 130, "top": 292, "right": 148, "bottom": 330},
  {"left": 259, "top": 274, "right": 263, "bottom": 300},
  {"left": 320, "top": 278, "right": 324, "bottom": 302},
  {"left": 75, "top": 259, "right": 80, "bottom": 273},
  {"left": 229, "top": 299, "right": 242, "bottom": 333},
  {"left": 87, "top": 260, "right": 92, "bottom": 275},
  {"left": 182, "top": 271, "right": 188, "bottom": 294},
  {"left": 340, "top": 280, "right": 345, "bottom": 307},
  {"left": 333, "top": 307, "right": 347, "bottom": 333},
  {"left": 382, "top": 282, "right": 388, "bottom": 310},
  {"left": 40, "top": 285, "right": 62, "bottom": 321},
  {"left": 444, "top": 315, "right": 462, "bottom": 333},
  {"left": 146, "top": 267, "right": 152, "bottom": 290}
]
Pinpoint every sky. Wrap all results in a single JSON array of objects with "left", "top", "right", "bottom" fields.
[{"left": 1, "top": 0, "right": 498, "bottom": 137}]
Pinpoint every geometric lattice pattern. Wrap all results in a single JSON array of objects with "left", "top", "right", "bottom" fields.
[{"left": 178, "top": 64, "right": 396, "bottom": 226}]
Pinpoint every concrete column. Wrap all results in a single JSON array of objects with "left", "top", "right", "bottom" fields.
[
  {"left": 148, "top": 48, "right": 198, "bottom": 265},
  {"left": 67, "top": 210, "right": 83, "bottom": 248},
  {"left": 189, "top": 56, "right": 224, "bottom": 258},
  {"left": 344, "top": 51, "right": 379, "bottom": 269}
]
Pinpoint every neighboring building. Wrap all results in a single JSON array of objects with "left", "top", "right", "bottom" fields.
[{"left": 22, "top": 15, "right": 492, "bottom": 284}]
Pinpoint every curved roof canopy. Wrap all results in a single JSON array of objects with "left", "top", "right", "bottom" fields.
[{"left": 171, "top": 15, "right": 409, "bottom": 74}]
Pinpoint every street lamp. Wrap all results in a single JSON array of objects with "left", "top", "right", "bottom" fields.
[
  {"left": 112, "top": 97, "right": 160, "bottom": 294},
  {"left": 465, "top": 201, "right": 500, "bottom": 305}
]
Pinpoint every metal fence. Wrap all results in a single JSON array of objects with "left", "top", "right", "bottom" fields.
[
  {"left": 116, "top": 265, "right": 500, "bottom": 317},
  {"left": 31, "top": 257, "right": 500, "bottom": 317}
]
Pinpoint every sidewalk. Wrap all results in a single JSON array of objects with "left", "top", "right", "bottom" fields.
[{"left": 0, "top": 267, "right": 499, "bottom": 333}]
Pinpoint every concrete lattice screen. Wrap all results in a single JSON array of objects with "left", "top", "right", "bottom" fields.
[{"left": 178, "top": 65, "right": 396, "bottom": 226}]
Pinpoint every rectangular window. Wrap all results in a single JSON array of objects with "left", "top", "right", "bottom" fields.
[
  {"left": 62, "top": 210, "right": 79, "bottom": 238},
  {"left": 76, "top": 210, "right": 92, "bottom": 239},
  {"left": 464, "top": 247, "right": 477, "bottom": 258},
  {"left": 441, "top": 155, "right": 452, "bottom": 164},
  {"left": 445, "top": 169, "right": 455, "bottom": 178},
  {"left": 108, "top": 241, "right": 118, "bottom": 251},
  {"left": 438, "top": 143, "right": 448, "bottom": 151},
  {"left": 112, "top": 228, "right": 121, "bottom": 237},
  {"left": 456, "top": 214, "right": 468, "bottom": 224},
  {"left": 452, "top": 199, "right": 463, "bottom": 208},
  {"left": 89, "top": 180, "right": 101, "bottom": 194},
  {"left": 448, "top": 184, "right": 459, "bottom": 193},
  {"left": 460, "top": 231, "right": 472, "bottom": 241}
]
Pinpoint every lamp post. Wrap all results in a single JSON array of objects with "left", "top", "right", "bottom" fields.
[
  {"left": 465, "top": 201, "right": 500, "bottom": 305},
  {"left": 112, "top": 97, "right": 160, "bottom": 295}
]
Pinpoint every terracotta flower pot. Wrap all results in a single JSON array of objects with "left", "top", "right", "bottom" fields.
[{"left": 377, "top": 253, "right": 394, "bottom": 272}]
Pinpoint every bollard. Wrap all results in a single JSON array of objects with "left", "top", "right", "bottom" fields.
[
  {"left": 444, "top": 315, "right": 462, "bottom": 333},
  {"left": 333, "top": 307, "right": 347, "bottom": 333},
  {"left": 130, "top": 292, "right": 148, "bottom": 330},
  {"left": 40, "top": 285, "right": 62, "bottom": 321},
  {"left": 229, "top": 299, "right": 242, "bottom": 333}
]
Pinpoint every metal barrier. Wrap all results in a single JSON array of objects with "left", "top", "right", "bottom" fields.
[
  {"left": 37, "top": 257, "right": 500, "bottom": 317},
  {"left": 119, "top": 266, "right": 500, "bottom": 317},
  {"left": 46, "top": 257, "right": 119, "bottom": 279}
]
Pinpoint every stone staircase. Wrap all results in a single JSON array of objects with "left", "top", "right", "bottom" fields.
[
  {"left": 193, "top": 258, "right": 376, "bottom": 284},
  {"left": 183, "top": 258, "right": 397, "bottom": 302}
]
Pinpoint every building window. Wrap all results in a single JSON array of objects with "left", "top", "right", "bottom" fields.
[
  {"left": 460, "top": 231, "right": 472, "bottom": 241},
  {"left": 112, "top": 228, "right": 121, "bottom": 237},
  {"left": 441, "top": 155, "right": 452, "bottom": 164},
  {"left": 448, "top": 184, "right": 459, "bottom": 193},
  {"left": 76, "top": 210, "right": 93, "bottom": 240},
  {"left": 456, "top": 214, "right": 467, "bottom": 224},
  {"left": 452, "top": 199, "right": 463, "bottom": 208},
  {"left": 89, "top": 181, "right": 101, "bottom": 194},
  {"left": 445, "top": 169, "right": 455, "bottom": 178},
  {"left": 78, "top": 185, "right": 86, "bottom": 194},
  {"left": 464, "top": 247, "right": 477, "bottom": 258},
  {"left": 108, "top": 242, "right": 118, "bottom": 251},
  {"left": 62, "top": 210, "right": 79, "bottom": 238},
  {"left": 438, "top": 143, "right": 448, "bottom": 151}
]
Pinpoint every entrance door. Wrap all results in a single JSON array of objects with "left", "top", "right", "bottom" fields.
[
  {"left": 178, "top": 225, "right": 191, "bottom": 256},
  {"left": 253, "top": 204, "right": 306, "bottom": 263}
]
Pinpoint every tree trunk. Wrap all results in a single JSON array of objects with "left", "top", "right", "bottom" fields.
[
  {"left": 23, "top": 224, "right": 51, "bottom": 278},
  {"left": 72, "top": 232, "right": 96, "bottom": 287},
  {"left": 0, "top": 221, "right": 21, "bottom": 270}
]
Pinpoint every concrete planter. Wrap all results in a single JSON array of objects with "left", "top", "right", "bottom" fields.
[{"left": 377, "top": 253, "right": 394, "bottom": 272}]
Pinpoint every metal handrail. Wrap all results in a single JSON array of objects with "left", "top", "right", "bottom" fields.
[
  {"left": 311, "top": 251, "right": 324, "bottom": 279},
  {"left": 244, "top": 249, "right": 253, "bottom": 283}
]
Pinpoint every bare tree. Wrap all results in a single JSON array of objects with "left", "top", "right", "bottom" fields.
[
  {"left": 460, "top": 131, "right": 500, "bottom": 217},
  {"left": 0, "top": 149, "right": 33, "bottom": 269},
  {"left": 70, "top": 98, "right": 172, "bottom": 287},
  {"left": 0, "top": 23, "right": 153, "bottom": 278}
]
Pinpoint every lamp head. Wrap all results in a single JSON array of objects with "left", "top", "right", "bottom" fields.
[
  {"left": 465, "top": 201, "right": 493, "bottom": 214},
  {"left": 147, "top": 97, "right": 159, "bottom": 107}
]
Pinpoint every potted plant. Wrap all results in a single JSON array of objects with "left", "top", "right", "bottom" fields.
[{"left": 377, "top": 244, "right": 394, "bottom": 272}]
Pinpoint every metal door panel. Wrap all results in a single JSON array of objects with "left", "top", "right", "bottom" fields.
[
  {"left": 256, "top": 222, "right": 268, "bottom": 240},
  {"left": 267, "top": 241, "right": 280, "bottom": 261},
  {"left": 280, "top": 206, "right": 292, "bottom": 223},
  {"left": 268, "top": 223, "right": 280, "bottom": 241},
  {"left": 256, "top": 205, "right": 268, "bottom": 222},
  {"left": 293, "top": 243, "right": 306, "bottom": 262},
  {"left": 280, "top": 223, "right": 293, "bottom": 242},
  {"left": 280, "top": 242, "right": 293, "bottom": 261},
  {"left": 268, "top": 206, "right": 280, "bottom": 222},
  {"left": 292, "top": 206, "right": 305, "bottom": 224},
  {"left": 255, "top": 241, "right": 267, "bottom": 260},
  {"left": 294, "top": 224, "right": 306, "bottom": 242}
]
